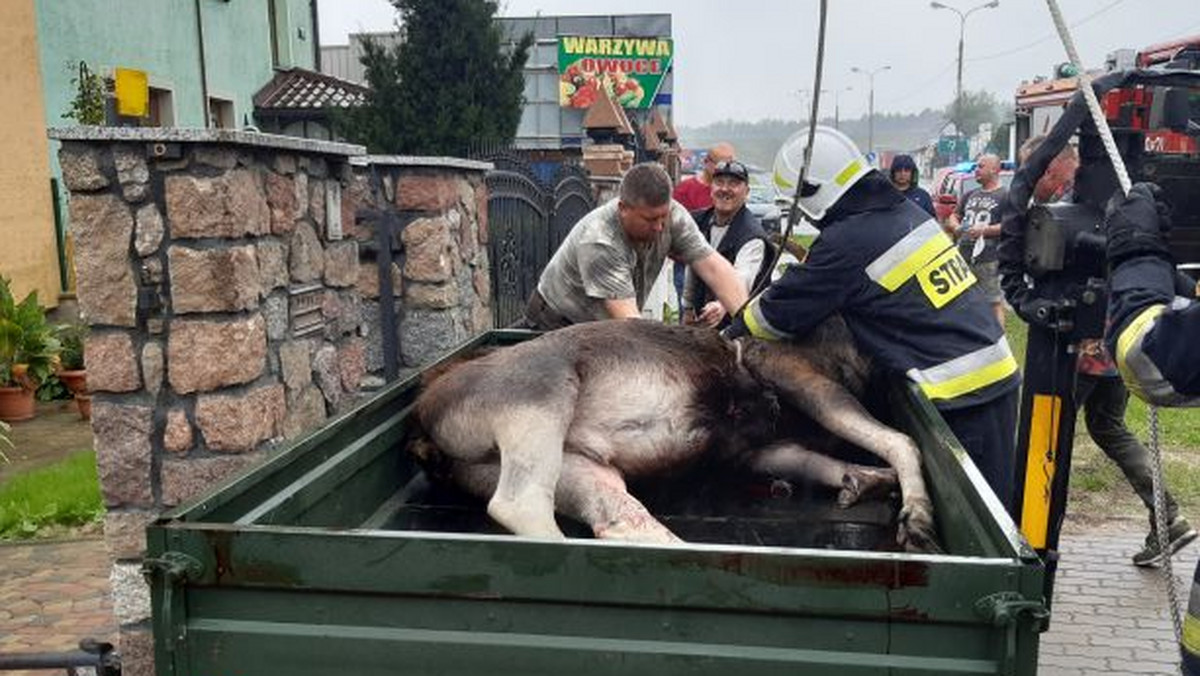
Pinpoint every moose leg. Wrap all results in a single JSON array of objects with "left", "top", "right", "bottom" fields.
[
  {"left": 745, "top": 350, "right": 937, "bottom": 552},
  {"left": 487, "top": 406, "right": 573, "bottom": 539},
  {"left": 749, "top": 441, "right": 898, "bottom": 508},
  {"left": 556, "top": 454, "right": 681, "bottom": 544}
]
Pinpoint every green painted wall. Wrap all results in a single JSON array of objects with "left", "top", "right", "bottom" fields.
[
  {"left": 37, "top": 0, "right": 314, "bottom": 129},
  {"left": 35, "top": 0, "right": 315, "bottom": 240}
]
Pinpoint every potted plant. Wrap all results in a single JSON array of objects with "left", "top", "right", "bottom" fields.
[
  {"left": 0, "top": 277, "right": 61, "bottom": 423},
  {"left": 55, "top": 322, "right": 90, "bottom": 420}
]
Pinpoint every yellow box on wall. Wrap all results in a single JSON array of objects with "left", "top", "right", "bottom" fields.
[{"left": 114, "top": 68, "right": 148, "bottom": 117}]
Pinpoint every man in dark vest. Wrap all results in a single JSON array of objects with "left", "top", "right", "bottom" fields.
[{"left": 682, "top": 159, "right": 774, "bottom": 327}]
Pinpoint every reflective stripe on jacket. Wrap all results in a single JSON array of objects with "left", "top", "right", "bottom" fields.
[{"left": 1114, "top": 298, "right": 1200, "bottom": 407}]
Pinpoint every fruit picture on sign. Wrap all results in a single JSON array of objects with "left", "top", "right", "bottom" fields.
[{"left": 559, "top": 62, "right": 645, "bottom": 109}]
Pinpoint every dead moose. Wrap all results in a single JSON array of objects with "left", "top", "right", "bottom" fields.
[{"left": 409, "top": 318, "right": 937, "bottom": 551}]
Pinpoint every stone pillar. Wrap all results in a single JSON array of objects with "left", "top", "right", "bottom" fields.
[
  {"left": 348, "top": 156, "right": 493, "bottom": 370},
  {"left": 48, "top": 128, "right": 494, "bottom": 676}
]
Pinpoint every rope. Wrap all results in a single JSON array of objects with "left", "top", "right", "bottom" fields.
[
  {"left": 740, "top": 0, "right": 828, "bottom": 307},
  {"left": 1044, "top": 0, "right": 1132, "bottom": 196},
  {"left": 1044, "top": 0, "right": 1184, "bottom": 659}
]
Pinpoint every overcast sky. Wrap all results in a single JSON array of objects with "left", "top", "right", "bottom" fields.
[{"left": 319, "top": 0, "right": 1200, "bottom": 127}]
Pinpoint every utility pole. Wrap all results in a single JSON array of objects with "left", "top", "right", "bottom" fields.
[
  {"left": 931, "top": 0, "right": 1000, "bottom": 146},
  {"left": 851, "top": 66, "right": 890, "bottom": 156}
]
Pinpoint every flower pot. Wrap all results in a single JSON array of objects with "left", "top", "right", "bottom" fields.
[
  {"left": 0, "top": 385, "right": 35, "bottom": 422},
  {"left": 58, "top": 369, "right": 88, "bottom": 397},
  {"left": 75, "top": 393, "right": 92, "bottom": 421}
]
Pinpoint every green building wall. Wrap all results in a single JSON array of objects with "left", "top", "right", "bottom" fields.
[{"left": 34, "top": 0, "right": 316, "bottom": 287}]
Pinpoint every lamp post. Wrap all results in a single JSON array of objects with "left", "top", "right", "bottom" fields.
[
  {"left": 795, "top": 88, "right": 828, "bottom": 122},
  {"left": 930, "top": 0, "right": 1000, "bottom": 142},
  {"left": 850, "top": 66, "right": 891, "bottom": 156},
  {"left": 834, "top": 86, "right": 852, "bottom": 131}
]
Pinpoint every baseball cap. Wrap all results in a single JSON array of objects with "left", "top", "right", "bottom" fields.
[{"left": 712, "top": 160, "right": 749, "bottom": 182}]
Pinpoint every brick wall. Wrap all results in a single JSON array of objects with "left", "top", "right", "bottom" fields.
[{"left": 49, "top": 127, "right": 492, "bottom": 676}]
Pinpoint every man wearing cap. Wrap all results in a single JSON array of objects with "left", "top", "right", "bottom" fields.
[
  {"left": 889, "top": 154, "right": 935, "bottom": 217},
  {"left": 683, "top": 159, "right": 774, "bottom": 327},
  {"left": 522, "top": 162, "right": 748, "bottom": 330}
]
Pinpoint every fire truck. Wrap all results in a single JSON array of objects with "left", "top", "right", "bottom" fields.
[{"left": 1013, "top": 34, "right": 1200, "bottom": 264}]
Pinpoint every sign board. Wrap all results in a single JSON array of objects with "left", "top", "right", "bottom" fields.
[
  {"left": 289, "top": 284, "right": 326, "bottom": 337},
  {"left": 114, "top": 68, "right": 148, "bottom": 118},
  {"left": 557, "top": 36, "right": 673, "bottom": 109}
]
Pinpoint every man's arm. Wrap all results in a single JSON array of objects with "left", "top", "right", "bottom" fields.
[
  {"left": 691, "top": 251, "right": 750, "bottom": 316},
  {"left": 1105, "top": 183, "right": 1200, "bottom": 406},
  {"left": 945, "top": 210, "right": 962, "bottom": 237},
  {"left": 602, "top": 298, "right": 641, "bottom": 319}
]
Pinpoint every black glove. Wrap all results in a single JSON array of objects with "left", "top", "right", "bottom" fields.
[
  {"left": 1105, "top": 182, "right": 1172, "bottom": 266},
  {"left": 720, "top": 312, "right": 749, "bottom": 340}
]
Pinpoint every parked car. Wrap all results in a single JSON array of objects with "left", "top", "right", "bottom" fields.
[
  {"left": 747, "top": 181, "right": 782, "bottom": 232},
  {"left": 931, "top": 161, "right": 1015, "bottom": 224}
]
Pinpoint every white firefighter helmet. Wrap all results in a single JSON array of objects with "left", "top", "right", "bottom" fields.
[{"left": 772, "top": 125, "right": 871, "bottom": 221}]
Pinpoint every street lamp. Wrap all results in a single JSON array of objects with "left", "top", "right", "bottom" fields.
[
  {"left": 850, "top": 66, "right": 891, "bottom": 156},
  {"left": 834, "top": 86, "right": 852, "bottom": 131},
  {"left": 930, "top": 0, "right": 1000, "bottom": 141}
]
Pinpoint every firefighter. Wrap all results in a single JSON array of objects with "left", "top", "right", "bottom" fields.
[
  {"left": 1102, "top": 183, "right": 1200, "bottom": 675},
  {"left": 725, "top": 126, "right": 1021, "bottom": 513}
]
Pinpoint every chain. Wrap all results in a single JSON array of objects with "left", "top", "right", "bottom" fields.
[{"left": 1149, "top": 405, "right": 1185, "bottom": 649}]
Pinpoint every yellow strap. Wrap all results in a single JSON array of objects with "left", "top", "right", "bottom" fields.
[
  {"left": 1019, "top": 394, "right": 1062, "bottom": 549},
  {"left": 918, "top": 353, "right": 1019, "bottom": 401}
]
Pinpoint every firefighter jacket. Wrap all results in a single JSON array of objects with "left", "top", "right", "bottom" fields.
[
  {"left": 1107, "top": 253, "right": 1200, "bottom": 407},
  {"left": 688, "top": 205, "right": 774, "bottom": 312},
  {"left": 739, "top": 176, "right": 1020, "bottom": 411}
]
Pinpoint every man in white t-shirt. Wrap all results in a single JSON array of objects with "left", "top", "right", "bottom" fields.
[{"left": 524, "top": 162, "right": 748, "bottom": 329}]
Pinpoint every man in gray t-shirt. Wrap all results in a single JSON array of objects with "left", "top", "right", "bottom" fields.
[{"left": 525, "top": 162, "right": 749, "bottom": 329}]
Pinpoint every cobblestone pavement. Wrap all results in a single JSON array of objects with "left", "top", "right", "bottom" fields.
[
  {"left": 0, "top": 538, "right": 117, "bottom": 676},
  {"left": 1040, "top": 524, "right": 1197, "bottom": 676},
  {"left": 0, "top": 524, "right": 1194, "bottom": 674}
]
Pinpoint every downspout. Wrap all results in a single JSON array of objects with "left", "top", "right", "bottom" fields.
[
  {"left": 195, "top": 0, "right": 210, "bottom": 127},
  {"left": 311, "top": 0, "right": 322, "bottom": 71}
]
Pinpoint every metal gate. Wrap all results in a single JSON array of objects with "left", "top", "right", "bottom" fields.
[{"left": 482, "top": 153, "right": 596, "bottom": 327}]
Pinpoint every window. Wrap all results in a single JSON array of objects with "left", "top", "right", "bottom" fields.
[
  {"left": 208, "top": 97, "right": 235, "bottom": 129},
  {"left": 147, "top": 88, "right": 174, "bottom": 127}
]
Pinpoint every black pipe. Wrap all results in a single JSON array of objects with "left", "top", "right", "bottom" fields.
[
  {"left": 0, "top": 640, "right": 119, "bottom": 675},
  {"left": 311, "top": 0, "right": 322, "bottom": 71},
  {"left": 195, "top": 0, "right": 210, "bottom": 127}
]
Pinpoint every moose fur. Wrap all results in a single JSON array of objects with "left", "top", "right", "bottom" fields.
[{"left": 410, "top": 318, "right": 936, "bottom": 551}]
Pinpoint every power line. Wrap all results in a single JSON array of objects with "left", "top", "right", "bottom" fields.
[{"left": 966, "top": 0, "right": 1128, "bottom": 62}]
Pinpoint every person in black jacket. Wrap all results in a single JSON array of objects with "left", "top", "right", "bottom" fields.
[
  {"left": 683, "top": 160, "right": 774, "bottom": 327},
  {"left": 889, "top": 154, "right": 935, "bottom": 217},
  {"left": 1101, "top": 183, "right": 1200, "bottom": 674},
  {"left": 728, "top": 126, "right": 1021, "bottom": 513}
]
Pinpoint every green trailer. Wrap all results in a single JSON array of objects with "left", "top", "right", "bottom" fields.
[{"left": 146, "top": 330, "right": 1047, "bottom": 676}]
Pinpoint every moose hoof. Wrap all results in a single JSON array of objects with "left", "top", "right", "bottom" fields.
[
  {"left": 897, "top": 497, "right": 941, "bottom": 554},
  {"left": 837, "top": 466, "right": 899, "bottom": 508}
]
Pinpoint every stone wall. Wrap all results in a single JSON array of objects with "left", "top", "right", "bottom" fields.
[{"left": 49, "top": 128, "right": 492, "bottom": 676}]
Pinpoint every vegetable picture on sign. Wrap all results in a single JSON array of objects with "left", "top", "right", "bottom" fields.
[{"left": 557, "top": 36, "right": 674, "bottom": 110}]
